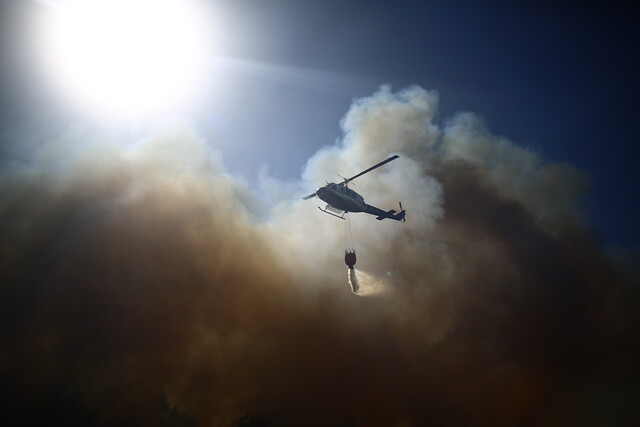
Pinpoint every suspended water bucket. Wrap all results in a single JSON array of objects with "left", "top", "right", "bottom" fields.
[{"left": 345, "top": 250, "right": 356, "bottom": 269}]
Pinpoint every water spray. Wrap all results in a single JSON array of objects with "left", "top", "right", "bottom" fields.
[{"left": 347, "top": 267, "right": 360, "bottom": 294}]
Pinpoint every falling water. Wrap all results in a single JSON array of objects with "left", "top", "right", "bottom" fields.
[{"left": 347, "top": 268, "right": 360, "bottom": 294}]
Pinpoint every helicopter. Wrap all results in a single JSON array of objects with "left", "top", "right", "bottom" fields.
[{"left": 302, "top": 155, "right": 406, "bottom": 221}]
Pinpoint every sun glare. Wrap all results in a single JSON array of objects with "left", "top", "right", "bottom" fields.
[{"left": 36, "top": 0, "right": 212, "bottom": 121}]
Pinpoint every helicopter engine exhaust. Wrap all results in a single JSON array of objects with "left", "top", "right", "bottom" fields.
[{"left": 345, "top": 250, "right": 356, "bottom": 270}]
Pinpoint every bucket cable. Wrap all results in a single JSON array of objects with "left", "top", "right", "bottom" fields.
[{"left": 345, "top": 213, "right": 355, "bottom": 252}]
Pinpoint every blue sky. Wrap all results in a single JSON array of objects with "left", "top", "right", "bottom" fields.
[
  {"left": 205, "top": 0, "right": 639, "bottom": 247},
  {"left": 1, "top": 0, "right": 638, "bottom": 246}
]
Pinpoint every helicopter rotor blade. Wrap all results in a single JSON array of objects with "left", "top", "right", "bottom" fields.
[{"left": 342, "top": 155, "right": 399, "bottom": 184}]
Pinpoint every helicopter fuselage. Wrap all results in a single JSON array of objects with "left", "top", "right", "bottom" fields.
[{"left": 316, "top": 183, "right": 366, "bottom": 213}]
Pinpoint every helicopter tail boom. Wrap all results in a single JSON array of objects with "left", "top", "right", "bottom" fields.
[
  {"left": 365, "top": 203, "right": 406, "bottom": 222},
  {"left": 375, "top": 209, "right": 396, "bottom": 220}
]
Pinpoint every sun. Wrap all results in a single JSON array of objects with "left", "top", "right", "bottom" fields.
[{"left": 36, "top": 0, "right": 212, "bottom": 121}]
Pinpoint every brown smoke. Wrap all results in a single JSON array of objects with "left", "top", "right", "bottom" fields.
[{"left": 1, "top": 88, "right": 638, "bottom": 426}]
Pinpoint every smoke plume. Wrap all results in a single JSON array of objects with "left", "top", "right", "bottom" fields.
[{"left": 1, "top": 86, "right": 638, "bottom": 426}]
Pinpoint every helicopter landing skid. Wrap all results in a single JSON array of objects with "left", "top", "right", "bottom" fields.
[{"left": 318, "top": 206, "right": 346, "bottom": 220}]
